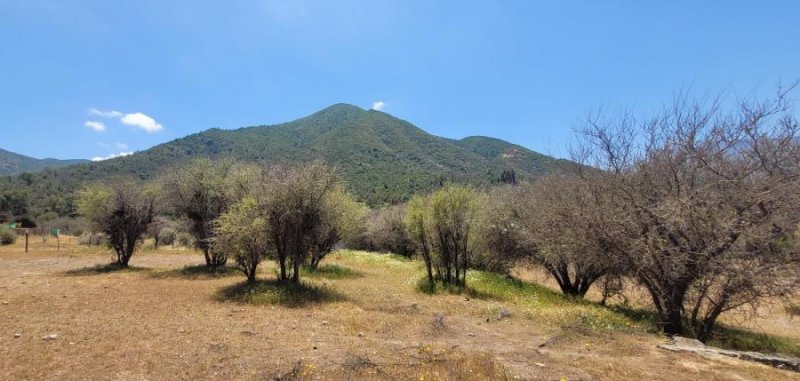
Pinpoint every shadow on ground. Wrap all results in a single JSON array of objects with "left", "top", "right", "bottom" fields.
[
  {"left": 217, "top": 278, "right": 348, "bottom": 308},
  {"left": 149, "top": 264, "right": 239, "bottom": 280},
  {"left": 63, "top": 263, "right": 152, "bottom": 276}
]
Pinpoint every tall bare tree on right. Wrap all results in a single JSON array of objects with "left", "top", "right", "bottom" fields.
[{"left": 577, "top": 86, "right": 800, "bottom": 341}]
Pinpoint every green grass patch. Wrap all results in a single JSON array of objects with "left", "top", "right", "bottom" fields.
[
  {"left": 217, "top": 279, "right": 347, "bottom": 308},
  {"left": 708, "top": 325, "right": 800, "bottom": 357},
  {"left": 414, "top": 277, "right": 494, "bottom": 300},
  {"left": 415, "top": 269, "right": 647, "bottom": 333},
  {"left": 467, "top": 271, "right": 567, "bottom": 307},
  {"left": 333, "top": 249, "right": 415, "bottom": 268},
  {"left": 64, "top": 263, "right": 151, "bottom": 276},
  {"left": 301, "top": 264, "right": 363, "bottom": 279}
]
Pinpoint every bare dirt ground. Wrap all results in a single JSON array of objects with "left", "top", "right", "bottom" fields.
[{"left": 1, "top": 236, "right": 798, "bottom": 380}]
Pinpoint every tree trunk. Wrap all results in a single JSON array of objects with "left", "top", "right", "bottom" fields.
[
  {"left": 292, "top": 257, "right": 300, "bottom": 284},
  {"left": 203, "top": 248, "right": 212, "bottom": 267},
  {"left": 662, "top": 307, "right": 684, "bottom": 336},
  {"left": 279, "top": 254, "right": 287, "bottom": 282},
  {"left": 246, "top": 267, "right": 257, "bottom": 283}
]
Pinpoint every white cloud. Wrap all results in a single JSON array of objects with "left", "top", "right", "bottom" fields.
[
  {"left": 114, "top": 142, "right": 128, "bottom": 149},
  {"left": 84, "top": 120, "right": 106, "bottom": 132},
  {"left": 91, "top": 151, "right": 134, "bottom": 162},
  {"left": 87, "top": 108, "right": 164, "bottom": 133},
  {"left": 371, "top": 101, "right": 385, "bottom": 111},
  {"left": 88, "top": 108, "right": 123, "bottom": 118},
  {"left": 121, "top": 112, "right": 163, "bottom": 133}
]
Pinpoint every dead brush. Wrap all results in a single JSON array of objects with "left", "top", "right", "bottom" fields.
[
  {"left": 786, "top": 303, "right": 800, "bottom": 319},
  {"left": 342, "top": 355, "right": 393, "bottom": 379},
  {"left": 431, "top": 313, "right": 447, "bottom": 333}
]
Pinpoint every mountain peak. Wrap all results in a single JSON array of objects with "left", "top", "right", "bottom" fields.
[
  {"left": 315, "top": 103, "right": 366, "bottom": 114},
  {"left": 0, "top": 105, "right": 575, "bottom": 209}
]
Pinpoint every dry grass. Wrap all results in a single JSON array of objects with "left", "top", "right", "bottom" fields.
[{"left": 0, "top": 238, "right": 798, "bottom": 380}]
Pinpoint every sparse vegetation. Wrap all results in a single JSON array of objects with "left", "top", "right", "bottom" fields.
[
  {"left": 1, "top": 236, "right": 798, "bottom": 379},
  {"left": 77, "top": 181, "right": 157, "bottom": 267},
  {"left": 0, "top": 227, "right": 16, "bottom": 245},
  {"left": 0, "top": 91, "right": 798, "bottom": 378}
]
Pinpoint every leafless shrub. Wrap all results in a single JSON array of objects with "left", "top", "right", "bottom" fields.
[
  {"left": 347, "top": 205, "right": 415, "bottom": 257},
  {"left": 575, "top": 85, "right": 800, "bottom": 341},
  {"left": 77, "top": 181, "right": 157, "bottom": 267},
  {"left": 477, "top": 175, "right": 624, "bottom": 297}
]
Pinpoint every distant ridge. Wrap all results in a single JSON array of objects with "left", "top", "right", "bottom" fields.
[
  {"left": 0, "top": 104, "right": 577, "bottom": 218},
  {"left": 0, "top": 148, "right": 88, "bottom": 176}
]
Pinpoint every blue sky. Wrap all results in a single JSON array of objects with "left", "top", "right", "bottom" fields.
[{"left": 1, "top": 1, "right": 798, "bottom": 160}]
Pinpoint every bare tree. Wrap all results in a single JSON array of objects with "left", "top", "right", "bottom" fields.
[
  {"left": 147, "top": 216, "right": 171, "bottom": 249},
  {"left": 576, "top": 86, "right": 800, "bottom": 340},
  {"left": 77, "top": 181, "right": 156, "bottom": 267},
  {"left": 260, "top": 162, "right": 338, "bottom": 284},
  {"left": 346, "top": 205, "right": 415, "bottom": 257},
  {"left": 478, "top": 176, "right": 622, "bottom": 297},
  {"left": 161, "top": 158, "right": 234, "bottom": 268}
]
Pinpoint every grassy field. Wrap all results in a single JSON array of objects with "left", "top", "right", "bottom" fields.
[{"left": 1, "top": 236, "right": 798, "bottom": 380}]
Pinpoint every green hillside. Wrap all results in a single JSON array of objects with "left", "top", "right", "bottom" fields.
[
  {"left": 0, "top": 148, "right": 88, "bottom": 176},
  {"left": 0, "top": 104, "right": 576, "bottom": 220}
]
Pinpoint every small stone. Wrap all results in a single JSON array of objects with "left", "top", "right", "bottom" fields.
[
  {"left": 42, "top": 334, "right": 58, "bottom": 341},
  {"left": 358, "top": 332, "right": 365, "bottom": 337},
  {"left": 62, "top": 295, "right": 68, "bottom": 298},
  {"left": 468, "top": 333, "right": 475, "bottom": 337},
  {"left": 464, "top": 296, "right": 470, "bottom": 301},
  {"left": 69, "top": 342, "right": 75, "bottom": 345},
  {"left": 496, "top": 307, "right": 512, "bottom": 320},
  {"left": 535, "top": 363, "right": 545, "bottom": 367},
  {"left": 14, "top": 333, "right": 21, "bottom": 338},
  {"left": 313, "top": 346, "right": 318, "bottom": 350},
  {"left": 321, "top": 320, "right": 329, "bottom": 325},
  {"left": 2, "top": 302, "right": 8, "bottom": 305}
]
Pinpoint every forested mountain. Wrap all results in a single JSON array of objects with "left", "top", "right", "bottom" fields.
[
  {"left": 0, "top": 148, "right": 88, "bottom": 176},
  {"left": 0, "top": 103, "right": 577, "bottom": 220}
]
